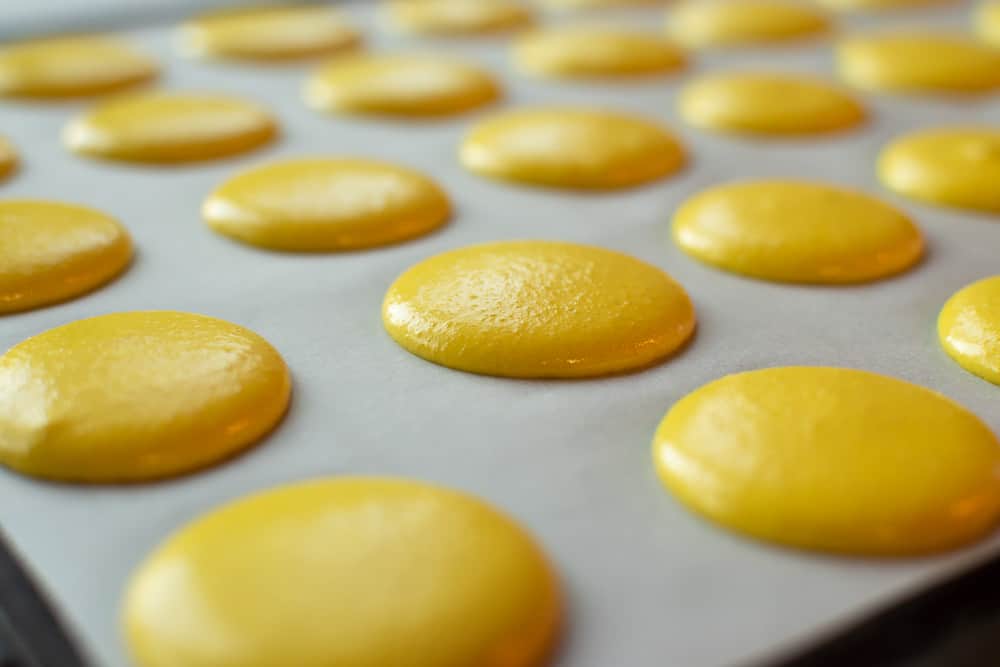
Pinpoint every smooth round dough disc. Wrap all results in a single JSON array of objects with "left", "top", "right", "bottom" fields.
[
  {"left": 653, "top": 367, "right": 1000, "bottom": 555},
  {"left": 0, "top": 311, "right": 291, "bottom": 482},
  {"left": 836, "top": 32, "right": 1000, "bottom": 93},
  {"left": 204, "top": 158, "right": 451, "bottom": 251},
  {"left": 0, "top": 35, "right": 157, "bottom": 99},
  {"left": 460, "top": 108, "right": 686, "bottom": 189},
  {"left": 124, "top": 477, "right": 561, "bottom": 667},
  {"left": 542, "top": 0, "right": 667, "bottom": 7},
  {"left": 513, "top": 27, "right": 686, "bottom": 79},
  {"left": 385, "top": 0, "right": 533, "bottom": 35},
  {"left": 383, "top": 240, "right": 696, "bottom": 378},
  {"left": 672, "top": 180, "right": 924, "bottom": 284},
  {"left": 179, "top": 6, "right": 361, "bottom": 62},
  {"left": 666, "top": 0, "right": 830, "bottom": 49},
  {"left": 64, "top": 92, "right": 278, "bottom": 164},
  {"left": 939, "top": 276, "right": 1000, "bottom": 385},
  {"left": 304, "top": 55, "right": 500, "bottom": 117},
  {"left": 878, "top": 127, "right": 1000, "bottom": 213},
  {"left": 977, "top": 2, "right": 1000, "bottom": 46},
  {"left": 678, "top": 72, "right": 865, "bottom": 135},
  {"left": 0, "top": 200, "right": 132, "bottom": 314},
  {"left": 0, "top": 137, "right": 17, "bottom": 181},
  {"left": 820, "top": 0, "right": 956, "bottom": 10}
]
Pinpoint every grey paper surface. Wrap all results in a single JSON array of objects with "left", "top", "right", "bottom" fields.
[{"left": 1, "top": 1, "right": 999, "bottom": 666}]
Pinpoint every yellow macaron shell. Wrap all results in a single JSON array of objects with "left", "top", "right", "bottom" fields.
[
  {"left": 64, "top": 92, "right": 278, "bottom": 164},
  {"left": 666, "top": 0, "right": 830, "bottom": 49},
  {"left": 672, "top": 180, "right": 924, "bottom": 284},
  {"left": 678, "top": 72, "right": 865, "bottom": 135},
  {"left": 820, "top": 0, "right": 955, "bottom": 10},
  {"left": 0, "top": 138, "right": 18, "bottom": 182},
  {"left": 653, "top": 367, "right": 1000, "bottom": 555},
  {"left": 878, "top": 127, "right": 1000, "bottom": 213},
  {"left": 460, "top": 108, "right": 686, "bottom": 189},
  {"left": 0, "top": 200, "right": 133, "bottom": 313},
  {"left": 0, "top": 35, "right": 157, "bottom": 99},
  {"left": 543, "top": 0, "right": 667, "bottom": 7},
  {"left": 513, "top": 27, "right": 686, "bottom": 79},
  {"left": 383, "top": 240, "right": 696, "bottom": 378},
  {"left": 837, "top": 32, "right": 1000, "bottom": 93},
  {"left": 179, "top": 6, "right": 361, "bottom": 62},
  {"left": 0, "top": 311, "right": 291, "bottom": 482},
  {"left": 203, "top": 158, "right": 451, "bottom": 251},
  {"left": 123, "top": 477, "right": 561, "bottom": 667},
  {"left": 939, "top": 276, "right": 1000, "bottom": 385},
  {"left": 386, "top": 0, "right": 534, "bottom": 35},
  {"left": 304, "top": 55, "right": 501, "bottom": 117},
  {"left": 977, "top": 2, "right": 1000, "bottom": 46}
]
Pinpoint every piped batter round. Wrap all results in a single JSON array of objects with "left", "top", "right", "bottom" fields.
[
  {"left": 939, "top": 276, "right": 1000, "bottom": 385},
  {"left": 513, "top": 27, "right": 686, "bottom": 79},
  {"left": 124, "top": 476, "right": 561, "bottom": 667},
  {"left": 672, "top": 180, "right": 924, "bottom": 284},
  {"left": 878, "top": 127, "right": 1000, "bottom": 213},
  {"left": 665, "top": 0, "right": 830, "bottom": 49},
  {"left": 64, "top": 92, "right": 278, "bottom": 164},
  {"left": 385, "top": 0, "right": 534, "bottom": 36},
  {"left": 460, "top": 108, "right": 686, "bottom": 190},
  {"left": 203, "top": 158, "right": 451, "bottom": 251},
  {"left": 678, "top": 72, "right": 865, "bottom": 135},
  {"left": 836, "top": 32, "right": 1000, "bottom": 93},
  {"left": 0, "top": 311, "right": 290, "bottom": 482},
  {"left": 179, "top": 6, "right": 361, "bottom": 62},
  {"left": 819, "top": 0, "right": 955, "bottom": 10},
  {"left": 0, "top": 200, "right": 132, "bottom": 313},
  {"left": 653, "top": 367, "right": 1000, "bottom": 555},
  {"left": 304, "top": 54, "right": 501, "bottom": 117},
  {"left": 542, "top": 0, "right": 667, "bottom": 7},
  {"left": 382, "top": 240, "right": 696, "bottom": 378},
  {"left": 0, "top": 137, "right": 17, "bottom": 181},
  {"left": 978, "top": 2, "right": 1000, "bottom": 46},
  {"left": 0, "top": 35, "right": 157, "bottom": 99}
]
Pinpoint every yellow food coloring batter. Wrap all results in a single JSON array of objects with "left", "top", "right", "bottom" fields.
[
  {"left": 0, "top": 35, "right": 157, "bottom": 99},
  {"left": 978, "top": 2, "right": 1000, "bottom": 46},
  {"left": 939, "top": 276, "right": 1000, "bottom": 385},
  {"left": 653, "top": 367, "right": 1000, "bottom": 555},
  {"left": 821, "top": 0, "right": 955, "bottom": 9},
  {"left": 0, "top": 200, "right": 132, "bottom": 314},
  {"left": 0, "top": 311, "right": 290, "bottom": 482},
  {"left": 837, "top": 32, "right": 1000, "bottom": 93},
  {"left": 666, "top": 0, "right": 830, "bottom": 49},
  {"left": 878, "top": 127, "right": 1000, "bottom": 213},
  {"left": 678, "top": 72, "right": 865, "bottom": 135},
  {"left": 64, "top": 92, "right": 278, "bottom": 164},
  {"left": 179, "top": 6, "right": 361, "bottom": 62},
  {"left": 385, "top": 0, "right": 534, "bottom": 36},
  {"left": 124, "top": 477, "right": 561, "bottom": 667},
  {"left": 383, "top": 240, "right": 696, "bottom": 378},
  {"left": 673, "top": 181, "right": 923, "bottom": 284},
  {"left": 513, "top": 27, "right": 686, "bottom": 79},
  {"left": 0, "top": 137, "right": 17, "bottom": 182},
  {"left": 304, "top": 55, "right": 501, "bottom": 117},
  {"left": 460, "top": 108, "right": 686, "bottom": 190},
  {"left": 204, "top": 158, "right": 451, "bottom": 251},
  {"left": 542, "top": 0, "right": 666, "bottom": 8}
]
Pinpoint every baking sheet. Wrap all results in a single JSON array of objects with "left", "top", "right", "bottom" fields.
[{"left": 1, "top": 1, "right": 999, "bottom": 665}]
